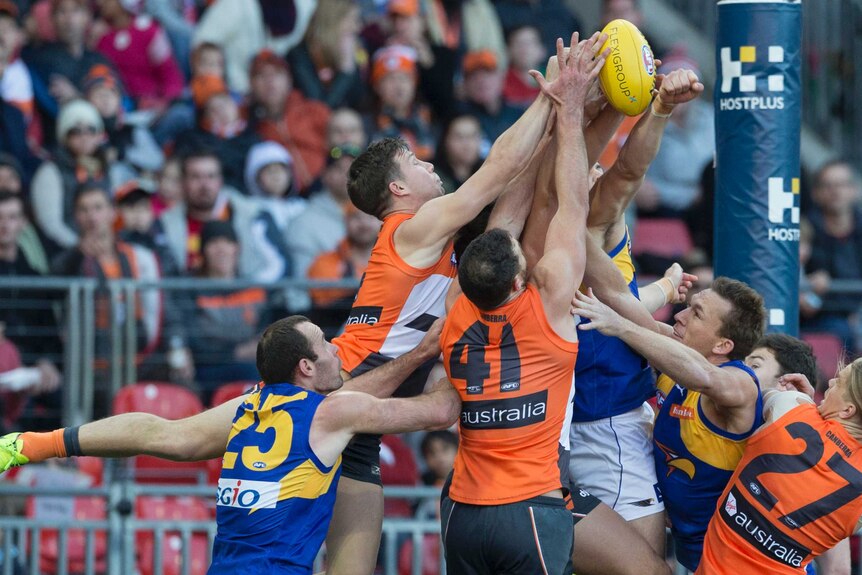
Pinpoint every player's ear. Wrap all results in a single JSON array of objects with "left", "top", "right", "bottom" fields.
[
  {"left": 713, "top": 337, "right": 734, "bottom": 358},
  {"left": 388, "top": 179, "right": 408, "bottom": 197},
  {"left": 298, "top": 357, "right": 315, "bottom": 378},
  {"left": 838, "top": 399, "right": 857, "bottom": 422}
]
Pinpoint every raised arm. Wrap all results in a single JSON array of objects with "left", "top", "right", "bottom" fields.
[
  {"left": 573, "top": 289, "right": 759, "bottom": 413},
  {"left": 531, "top": 32, "right": 607, "bottom": 331},
  {"left": 588, "top": 69, "right": 703, "bottom": 250},
  {"left": 309, "top": 377, "right": 460, "bottom": 466},
  {"left": 396, "top": 62, "right": 556, "bottom": 257},
  {"left": 341, "top": 318, "right": 443, "bottom": 398}
]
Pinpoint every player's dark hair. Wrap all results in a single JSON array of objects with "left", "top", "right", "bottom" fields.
[
  {"left": 420, "top": 430, "right": 459, "bottom": 458},
  {"left": 711, "top": 277, "right": 765, "bottom": 361},
  {"left": 458, "top": 228, "right": 520, "bottom": 311},
  {"left": 180, "top": 148, "right": 222, "bottom": 177},
  {"left": 756, "top": 333, "right": 818, "bottom": 385},
  {"left": 256, "top": 316, "right": 318, "bottom": 385},
  {"left": 347, "top": 138, "right": 408, "bottom": 218}
]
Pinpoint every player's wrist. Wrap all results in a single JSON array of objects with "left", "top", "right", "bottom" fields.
[
  {"left": 651, "top": 94, "right": 674, "bottom": 117},
  {"left": 656, "top": 276, "right": 676, "bottom": 305}
]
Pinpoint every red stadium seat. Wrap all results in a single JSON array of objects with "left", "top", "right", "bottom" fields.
[
  {"left": 631, "top": 218, "right": 694, "bottom": 258},
  {"left": 381, "top": 435, "right": 419, "bottom": 518},
  {"left": 209, "top": 381, "right": 256, "bottom": 407},
  {"left": 802, "top": 332, "right": 845, "bottom": 383},
  {"left": 112, "top": 382, "right": 210, "bottom": 483},
  {"left": 135, "top": 496, "right": 210, "bottom": 575},
  {"left": 398, "top": 535, "right": 441, "bottom": 575},
  {"left": 26, "top": 495, "right": 108, "bottom": 574}
]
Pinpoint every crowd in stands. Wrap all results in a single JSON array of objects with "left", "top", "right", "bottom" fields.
[{"left": 0, "top": 0, "right": 859, "bottom": 482}]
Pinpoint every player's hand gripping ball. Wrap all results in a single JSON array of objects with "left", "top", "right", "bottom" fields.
[{"left": 598, "top": 19, "right": 656, "bottom": 116}]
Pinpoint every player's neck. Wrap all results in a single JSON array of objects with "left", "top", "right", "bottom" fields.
[
  {"left": 499, "top": 285, "right": 526, "bottom": 306},
  {"left": 838, "top": 418, "right": 862, "bottom": 443}
]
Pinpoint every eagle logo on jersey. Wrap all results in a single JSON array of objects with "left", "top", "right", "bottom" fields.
[{"left": 655, "top": 440, "right": 696, "bottom": 479}]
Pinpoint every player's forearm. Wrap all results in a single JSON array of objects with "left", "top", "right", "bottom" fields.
[
  {"left": 549, "top": 109, "right": 589, "bottom": 238},
  {"left": 77, "top": 413, "right": 198, "bottom": 460},
  {"left": 585, "top": 104, "right": 624, "bottom": 167},
  {"left": 485, "top": 95, "right": 552, "bottom": 183},
  {"left": 357, "top": 384, "right": 460, "bottom": 435},
  {"left": 616, "top": 320, "right": 718, "bottom": 392},
  {"left": 343, "top": 345, "right": 439, "bottom": 399},
  {"left": 639, "top": 281, "right": 671, "bottom": 314}
]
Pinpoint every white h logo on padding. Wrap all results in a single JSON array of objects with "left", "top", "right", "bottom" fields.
[
  {"left": 768, "top": 177, "right": 800, "bottom": 224},
  {"left": 720, "top": 46, "right": 785, "bottom": 93}
]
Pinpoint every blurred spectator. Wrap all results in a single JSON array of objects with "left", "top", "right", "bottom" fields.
[
  {"left": 420, "top": 0, "right": 507, "bottom": 70},
  {"left": 114, "top": 180, "right": 181, "bottom": 276},
  {"left": 159, "top": 149, "right": 290, "bottom": 281},
  {"left": 0, "top": 155, "right": 59, "bottom": 270},
  {"left": 174, "top": 73, "right": 259, "bottom": 192},
  {"left": 803, "top": 160, "right": 862, "bottom": 354},
  {"left": 192, "top": 0, "right": 316, "bottom": 94},
  {"left": 51, "top": 184, "right": 169, "bottom": 412},
  {"left": 307, "top": 205, "right": 379, "bottom": 309},
  {"left": 187, "top": 220, "right": 268, "bottom": 399},
  {"left": 287, "top": 0, "right": 367, "bottom": 109},
  {"left": 386, "top": 0, "right": 458, "bottom": 120},
  {"left": 326, "top": 106, "right": 368, "bottom": 149},
  {"left": 419, "top": 429, "right": 457, "bottom": 486},
  {"left": 83, "top": 64, "right": 164, "bottom": 178},
  {"left": 433, "top": 113, "right": 481, "bottom": 194},
  {"left": 501, "top": 24, "right": 544, "bottom": 110},
  {"left": 152, "top": 155, "right": 181, "bottom": 216},
  {"left": 368, "top": 45, "right": 435, "bottom": 160},
  {"left": 0, "top": 2, "right": 35, "bottom": 126},
  {"left": 0, "top": 86, "right": 37, "bottom": 183},
  {"left": 93, "top": 0, "right": 191, "bottom": 144},
  {"left": 143, "top": 0, "right": 197, "bottom": 79},
  {"left": 798, "top": 218, "right": 822, "bottom": 320},
  {"left": 22, "top": 0, "right": 114, "bottom": 140},
  {"left": 639, "top": 52, "right": 714, "bottom": 218},
  {"left": 0, "top": 191, "right": 63, "bottom": 400},
  {"left": 494, "top": 0, "right": 582, "bottom": 59},
  {"left": 244, "top": 140, "right": 306, "bottom": 233},
  {"left": 31, "top": 99, "right": 132, "bottom": 249},
  {"left": 601, "top": 0, "right": 656, "bottom": 49},
  {"left": 457, "top": 49, "right": 520, "bottom": 156},
  {"left": 189, "top": 42, "right": 225, "bottom": 81},
  {"left": 285, "top": 144, "right": 358, "bottom": 310},
  {"left": 247, "top": 49, "right": 331, "bottom": 192}
]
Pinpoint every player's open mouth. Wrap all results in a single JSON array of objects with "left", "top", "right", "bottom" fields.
[{"left": 672, "top": 327, "right": 683, "bottom": 339}]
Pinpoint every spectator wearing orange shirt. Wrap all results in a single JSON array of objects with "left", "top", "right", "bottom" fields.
[
  {"left": 307, "top": 205, "right": 380, "bottom": 310},
  {"left": 246, "top": 49, "right": 330, "bottom": 192}
]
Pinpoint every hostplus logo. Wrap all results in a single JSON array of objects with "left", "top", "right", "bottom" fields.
[
  {"left": 767, "top": 177, "right": 800, "bottom": 242},
  {"left": 719, "top": 45, "right": 786, "bottom": 111}
]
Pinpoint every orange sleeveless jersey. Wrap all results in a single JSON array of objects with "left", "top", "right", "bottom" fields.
[
  {"left": 697, "top": 404, "right": 862, "bottom": 574},
  {"left": 333, "top": 213, "right": 457, "bottom": 374},
  {"left": 440, "top": 284, "right": 579, "bottom": 505}
]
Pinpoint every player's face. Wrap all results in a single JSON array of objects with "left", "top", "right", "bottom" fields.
[
  {"left": 818, "top": 367, "right": 851, "bottom": 419},
  {"left": 671, "top": 289, "right": 731, "bottom": 358},
  {"left": 396, "top": 151, "right": 444, "bottom": 202},
  {"left": 745, "top": 347, "right": 783, "bottom": 390},
  {"left": 304, "top": 323, "right": 344, "bottom": 394}
]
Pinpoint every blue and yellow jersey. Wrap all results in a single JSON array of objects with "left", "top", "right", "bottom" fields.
[
  {"left": 652, "top": 360, "right": 762, "bottom": 572},
  {"left": 573, "top": 229, "right": 655, "bottom": 421},
  {"left": 210, "top": 383, "right": 341, "bottom": 575}
]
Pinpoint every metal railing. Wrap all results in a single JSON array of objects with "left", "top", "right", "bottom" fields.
[
  {"left": 664, "top": 0, "right": 862, "bottom": 172},
  {"left": 0, "top": 482, "right": 443, "bottom": 575}
]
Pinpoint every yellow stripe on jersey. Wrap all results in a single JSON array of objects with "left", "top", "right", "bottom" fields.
[
  {"left": 278, "top": 456, "right": 342, "bottom": 501},
  {"left": 657, "top": 373, "right": 676, "bottom": 397},
  {"left": 678, "top": 392, "right": 747, "bottom": 471}
]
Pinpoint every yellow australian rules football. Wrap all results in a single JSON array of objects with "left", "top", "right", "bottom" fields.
[{"left": 598, "top": 19, "right": 656, "bottom": 116}]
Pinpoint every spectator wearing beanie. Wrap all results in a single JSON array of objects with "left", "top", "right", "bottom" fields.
[
  {"left": 192, "top": 0, "right": 317, "bottom": 94},
  {"left": 247, "top": 49, "right": 330, "bottom": 192},
  {"left": 368, "top": 45, "right": 435, "bottom": 161},
  {"left": 31, "top": 99, "right": 132, "bottom": 248},
  {"left": 173, "top": 74, "right": 259, "bottom": 193},
  {"left": 457, "top": 49, "right": 521, "bottom": 156},
  {"left": 244, "top": 141, "right": 306, "bottom": 233}
]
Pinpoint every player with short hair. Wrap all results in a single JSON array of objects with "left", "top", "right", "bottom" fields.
[
  {"left": 438, "top": 32, "right": 605, "bottom": 574},
  {"left": 697, "top": 358, "right": 862, "bottom": 574},
  {"left": 572, "top": 276, "right": 766, "bottom": 572},
  {"left": 0, "top": 316, "right": 455, "bottom": 575}
]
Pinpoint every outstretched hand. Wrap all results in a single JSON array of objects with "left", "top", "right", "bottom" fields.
[
  {"left": 531, "top": 32, "right": 610, "bottom": 109},
  {"left": 664, "top": 262, "right": 698, "bottom": 305},
  {"left": 571, "top": 288, "right": 628, "bottom": 337}
]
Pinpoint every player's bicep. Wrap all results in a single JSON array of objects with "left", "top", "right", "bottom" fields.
[
  {"left": 170, "top": 396, "right": 245, "bottom": 460},
  {"left": 534, "top": 249, "right": 582, "bottom": 319},
  {"left": 762, "top": 390, "right": 814, "bottom": 426},
  {"left": 586, "top": 166, "right": 642, "bottom": 231},
  {"left": 706, "top": 368, "right": 759, "bottom": 409}
]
